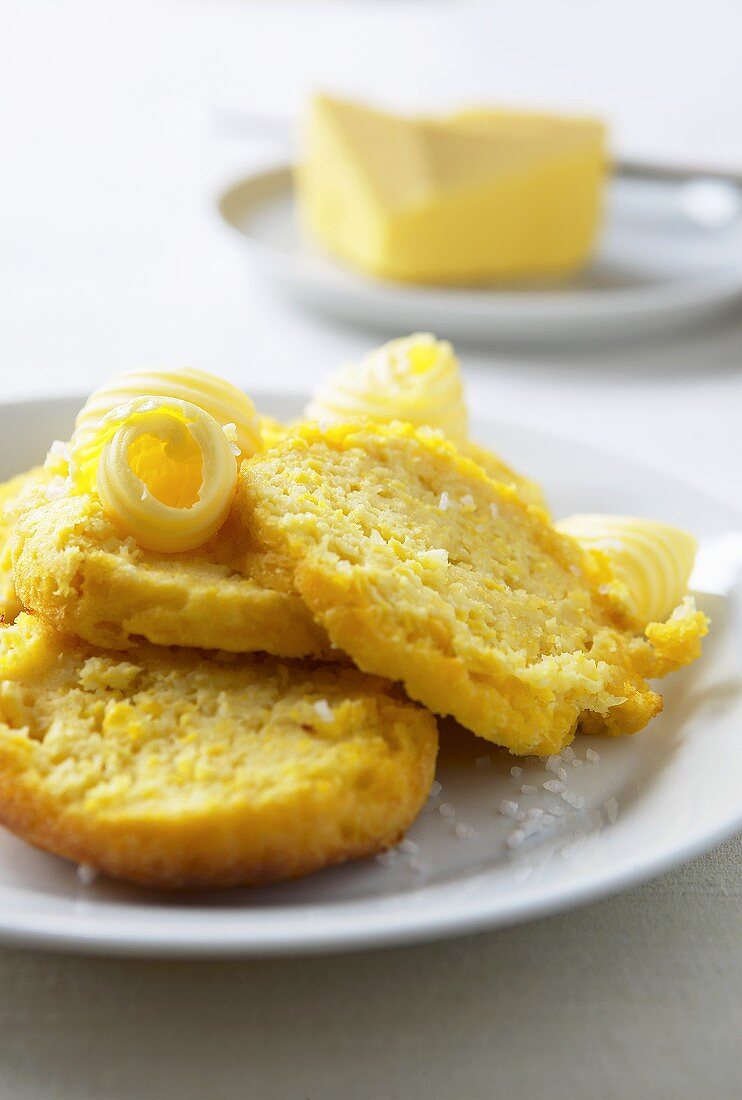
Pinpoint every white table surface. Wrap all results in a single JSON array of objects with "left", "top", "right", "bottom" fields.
[{"left": 1, "top": 3, "right": 740, "bottom": 1097}]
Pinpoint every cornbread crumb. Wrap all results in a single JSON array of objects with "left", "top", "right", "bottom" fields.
[{"left": 0, "top": 615, "right": 438, "bottom": 889}]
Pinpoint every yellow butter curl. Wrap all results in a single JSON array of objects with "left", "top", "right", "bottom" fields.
[
  {"left": 71, "top": 398, "right": 238, "bottom": 553},
  {"left": 556, "top": 513, "right": 697, "bottom": 627},
  {"left": 74, "top": 367, "right": 262, "bottom": 461},
  {"left": 305, "top": 333, "right": 468, "bottom": 443}
]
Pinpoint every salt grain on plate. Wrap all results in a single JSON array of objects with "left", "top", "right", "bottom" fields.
[
  {"left": 439, "top": 802, "right": 456, "bottom": 819},
  {"left": 454, "top": 823, "right": 479, "bottom": 841},
  {"left": 398, "top": 838, "right": 419, "bottom": 855},
  {"left": 499, "top": 799, "right": 519, "bottom": 818},
  {"left": 557, "top": 767, "right": 568, "bottom": 781},
  {"left": 521, "top": 784, "right": 537, "bottom": 794},
  {"left": 543, "top": 779, "right": 565, "bottom": 793},
  {"left": 545, "top": 755, "right": 562, "bottom": 773},
  {"left": 76, "top": 863, "right": 98, "bottom": 887},
  {"left": 572, "top": 758, "right": 584, "bottom": 769},
  {"left": 507, "top": 830, "right": 526, "bottom": 849},
  {"left": 428, "top": 779, "right": 443, "bottom": 798},
  {"left": 510, "top": 766, "right": 524, "bottom": 778},
  {"left": 604, "top": 797, "right": 619, "bottom": 824},
  {"left": 586, "top": 748, "right": 600, "bottom": 764},
  {"left": 562, "top": 746, "right": 576, "bottom": 762}
]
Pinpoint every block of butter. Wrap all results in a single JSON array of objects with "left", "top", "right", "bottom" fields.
[{"left": 297, "top": 95, "right": 607, "bottom": 284}]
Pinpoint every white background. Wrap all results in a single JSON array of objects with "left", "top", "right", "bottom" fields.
[{"left": 1, "top": 2, "right": 740, "bottom": 1097}]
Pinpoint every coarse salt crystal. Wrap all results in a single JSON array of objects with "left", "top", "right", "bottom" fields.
[
  {"left": 428, "top": 779, "right": 443, "bottom": 798},
  {"left": 561, "top": 790, "right": 585, "bottom": 809},
  {"left": 605, "top": 797, "right": 619, "bottom": 824},
  {"left": 542, "top": 813, "right": 556, "bottom": 826},
  {"left": 572, "top": 758, "right": 584, "bottom": 769},
  {"left": 454, "top": 823, "right": 479, "bottom": 841},
  {"left": 499, "top": 799, "right": 519, "bottom": 818},
  {"left": 76, "top": 863, "right": 97, "bottom": 887},
  {"left": 439, "top": 802, "right": 456, "bottom": 819},
  {"left": 586, "top": 748, "right": 600, "bottom": 764},
  {"left": 507, "top": 829, "right": 526, "bottom": 849},
  {"left": 557, "top": 767, "right": 568, "bottom": 781},
  {"left": 510, "top": 766, "right": 523, "bottom": 778},
  {"left": 438, "top": 491, "right": 449, "bottom": 511},
  {"left": 398, "top": 838, "right": 419, "bottom": 855},
  {"left": 375, "top": 851, "right": 398, "bottom": 867},
  {"left": 545, "top": 755, "right": 562, "bottom": 773},
  {"left": 562, "top": 746, "right": 576, "bottom": 762},
  {"left": 544, "top": 779, "right": 565, "bottom": 793},
  {"left": 313, "top": 699, "right": 333, "bottom": 722},
  {"left": 521, "top": 784, "right": 536, "bottom": 795}
]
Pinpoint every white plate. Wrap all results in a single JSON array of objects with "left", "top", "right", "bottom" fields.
[
  {"left": 217, "top": 166, "right": 742, "bottom": 344},
  {"left": 1, "top": 393, "right": 741, "bottom": 957}
]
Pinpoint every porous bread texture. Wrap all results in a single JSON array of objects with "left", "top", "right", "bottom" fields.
[
  {"left": 11, "top": 488, "right": 331, "bottom": 657},
  {"left": 0, "top": 614, "right": 437, "bottom": 889},
  {"left": 0, "top": 468, "right": 45, "bottom": 623},
  {"left": 239, "top": 421, "right": 708, "bottom": 756}
]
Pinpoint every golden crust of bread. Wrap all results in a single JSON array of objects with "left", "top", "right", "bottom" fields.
[
  {"left": 0, "top": 614, "right": 437, "bottom": 889},
  {"left": 11, "top": 489, "right": 331, "bottom": 656},
  {"left": 239, "top": 421, "right": 707, "bottom": 756},
  {"left": 460, "top": 440, "right": 547, "bottom": 512},
  {"left": 0, "top": 468, "right": 45, "bottom": 623}
]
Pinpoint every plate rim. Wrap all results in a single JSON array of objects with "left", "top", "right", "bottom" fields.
[
  {"left": 216, "top": 164, "right": 742, "bottom": 320},
  {"left": 0, "top": 391, "right": 740, "bottom": 958}
]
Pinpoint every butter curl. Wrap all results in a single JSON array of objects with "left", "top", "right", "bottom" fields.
[
  {"left": 73, "top": 397, "right": 238, "bottom": 553},
  {"left": 305, "top": 333, "right": 468, "bottom": 443},
  {"left": 556, "top": 513, "right": 697, "bottom": 627}
]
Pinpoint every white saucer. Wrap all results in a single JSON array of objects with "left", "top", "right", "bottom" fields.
[
  {"left": 0, "top": 392, "right": 741, "bottom": 956},
  {"left": 217, "top": 166, "right": 742, "bottom": 344}
]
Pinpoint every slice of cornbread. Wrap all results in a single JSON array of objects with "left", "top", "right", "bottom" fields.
[
  {"left": 11, "top": 488, "right": 331, "bottom": 656},
  {"left": 0, "top": 614, "right": 438, "bottom": 888},
  {"left": 240, "top": 422, "right": 707, "bottom": 756},
  {"left": 298, "top": 95, "right": 606, "bottom": 284},
  {"left": 0, "top": 468, "right": 44, "bottom": 623}
]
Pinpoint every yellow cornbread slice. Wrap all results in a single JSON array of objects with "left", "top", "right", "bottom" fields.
[
  {"left": 0, "top": 468, "right": 45, "bottom": 623},
  {"left": 298, "top": 95, "right": 606, "bottom": 284},
  {"left": 0, "top": 614, "right": 438, "bottom": 889},
  {"left": 239, "top": 422, "right": 707, "bottom": 756},
  {"left": 11, "top": 489, "right": 330, "bottom": 656}
]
